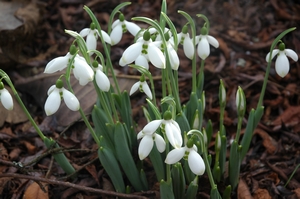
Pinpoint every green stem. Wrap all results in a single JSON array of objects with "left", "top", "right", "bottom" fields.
[
  {"left": 234, "top": 116, "right": 243, "bottom": 143},
  {"left": 197, "top": 59, "right": 205, "bottom": 95}
]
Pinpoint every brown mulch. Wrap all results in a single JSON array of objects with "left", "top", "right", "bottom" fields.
[{"left": 1, "top": 0, "right": 300, "bottom": 198}]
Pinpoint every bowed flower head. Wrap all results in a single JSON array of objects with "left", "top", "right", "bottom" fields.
[
  {"left": 165, "top": 137, "right": 205, "bottom": 175},
  {"left": 266, "top": 42, "right": 298, "bottom": 78},
  {"left": 110, "top": 13, "right": 141, "bottom": 45},
  {"left": 92, "top": 61, "right": 110, "bottom": 92},
  {"left": 44, "top": 45, "right": 94, "bottom": 86},
  {"left": 137, "top": 120, "right": 166, "bottom": 160},
  {"left": 0, "top": 82, "right": 13, "bottom": 110},
  {"left": 129, "top": 74, "right": 152, "bottom": 99},
  {"left": 177, "top": 24, "right": 194, "bottom": 59},
  {"left": 196, "top": 27, "right": 219, "bottom": 60},
  {"left": 162, "top": 111, "right": 182, "bottom": 149},
  {"left": 119, "top": 30, "right": 166, "bottom": 69},
  {"left": 44, "top": 79, "right": 80, "bottom": 116},
  {"left": 80, "top": 23, "right": 111, "bottom": 55}
]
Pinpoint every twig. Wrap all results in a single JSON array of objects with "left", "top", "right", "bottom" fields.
[{"left": 0, "top": 173, "right": 154, "bottom": 199}]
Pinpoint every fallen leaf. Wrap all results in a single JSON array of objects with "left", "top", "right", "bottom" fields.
[
  {"left": 238, "top": 178, "right": 253, "bottom": 199},
  {"left": 23, "top": 181, "right": 48, "bottom": 199},
  {"left": 272, "top": 106, "right": 300, "bottom": 130},
  {"left": 254, "top": 129, "right": 278, "bottom": 154},
  {"left": 253, "top": 188, "right": 271, "bottom": 199}
]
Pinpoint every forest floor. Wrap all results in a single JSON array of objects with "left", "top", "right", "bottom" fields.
[{"left": 0, "top": 0, "right": 300, "bottom": 198}]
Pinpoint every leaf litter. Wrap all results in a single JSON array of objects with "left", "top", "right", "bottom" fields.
[{"left": 0, "top": 0, "right": 300, "bottom": 198}]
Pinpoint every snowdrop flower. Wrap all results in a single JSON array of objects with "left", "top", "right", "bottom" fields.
[
  {"left": 119, "top": 30, "right": 166, "bottom": 69},
  {"left": 137, "top": 120, "right": 166, "bottom": 160},
  {"left": 92, "top": 61, "right": 110, "bottom": 92},
  {"left": 44, "top": 79, "right": 80, "bottom": 116},
  {"left": 196, "top": 27, "right": 219, "bottom": 60},
  {"left": 177, "top": 24, "right": 194, "bottom": 59},
  {"left": 154, "top": 32, "right": 179, "bottom": 70},
  {"left": 110, "top": 13, "right": 141, "bottom": 45},
  {"left": 165, "top": 138, "right": 205, "bottom": 175},
  {"left": 162, "top": 111, "right": 183, "bottom": 149},
  {"left": 80, "top": 23, "right": 111, "bottom": 55},
  {"left": 130, "top": 74, "right": 152, "bottom": 99},
  {"left": 0, "top": 82, "right": 13, "bottom": 110},
  {"left": 266, "top": 42, "right": 298, "bottom": 78},
  {"left": 44, "top": 45, "right": 94, "bottom": 86}
]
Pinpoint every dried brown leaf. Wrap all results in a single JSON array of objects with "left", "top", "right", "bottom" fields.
[
  {"left": 238, "top": 178, "right": 253, "bottom": 199},
  {"left": 254, "top": 129, "right": 278, "bottom": 154},
  {"left": 23, "top": 182, "right": 49, "bottom": 199},
  {"left": 253, "top": 188, "right": 271, "bottom": 199}
]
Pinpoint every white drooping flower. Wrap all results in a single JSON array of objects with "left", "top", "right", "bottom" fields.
[
  {"left": 162, "top": 111, "right": 183, "bottom": 149},
  {"left": 44, "top": 45, "right": 94, "bottom": 86},
  {"left": 266, "top": 42, "right": 298, "bottom": 78},
  {"left": 154, "top": 35, "right": 179, "bottom": 70},
  {"left": 196, "top": 27, "right": 219, "bottom": 60},
  {"left": 119, "top": 30, "right": 166, "bottom": 69},
  {"left": 137, "top": 120, "right": 166, "bottom": 160},
  {"left": 92, "top": 62, "right": 110, "bottom": 92},
  {"left": 0, "top": 82, "right": 13, "bottom": 110},
  {"left": 177, "top": 24, "right": 194, "bottom": 59},
  {"left": 129, "top": 75, "right": 152, "bottom": 99},
  {"left": 110, "top": 13, "right": 141, "bottom": 45},
  {"left": 165, "top": 143, "right": 205, "bottom": 175},
  {"left": 44, "top": 80, "right": 80, "bottom": 116},
  {"left": 80, "top": 23, "right": 111, "bottom": 55}
]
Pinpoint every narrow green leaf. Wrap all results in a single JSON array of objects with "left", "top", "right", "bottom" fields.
[
  {"left": 171, "top": 162, "right": 185, "bottom": 199},
  {"left": 185, "top": 176, "right": 198, "bottom": 199},
  {"left": 114, "top": 122, "right": 146, "bottom": 191},
  {"left": 98, "top": 146, "right": 125, "bottom": 192},
  {"left": 223, "top": 185, "right": 232, "bottom": 199},
  {"left": 160, "top": 180, "right": 175, "bottom": 199},
  {"left": 149, "top": 143, "right": 165, "bottom": 181}
]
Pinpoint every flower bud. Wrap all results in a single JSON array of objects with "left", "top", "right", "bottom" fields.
[{"left": 236, "top": 86, "right": 246, "bottom": 117}]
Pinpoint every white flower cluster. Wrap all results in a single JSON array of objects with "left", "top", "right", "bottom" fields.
[{"left": 137, "top": 111, "right": 205, "bottom": 176}]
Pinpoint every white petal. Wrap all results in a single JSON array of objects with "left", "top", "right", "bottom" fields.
[
  {"left": 47, "top": 85, "right": 56, "bottom": 95},
  {"left": 165, "top": 121, "right": 182, "bottom": 148},
  {"left": 138, "top": 135, "right": 154, "bottom": 160},
  {"left": 119, "top": 42, "right": 143, "bottom": 66},
  {"left": 154, "top": 134, "right": 166, "bottom": 153},
  {"left": 73, "top": 58, "right": 94, "bottom": 85},
  {"left": 143, "top": 120, "right": 162, "bottom": 135},
  {"left": 275, "top": 52, "right": 289, "bottom": 78},
  {"left": 110, "top": 24, "right": 123, "bottom": 45},
  {"left": 79, "top": 28, "right": 90, "bottom": 37},
  {"left": 44, "top": 88, "right": 61, "bottom": 116},
  {"left": 285, "top": 49, "right": 298, "bottom": 62},
  {"left": 168, "top": 46, "right": 179, "bottom": 70},
  {"left": 99, "top": 30, "right": 111, "bottom": 44},
  {"left": 207, "top": 35, "right": 219, "bottom": 48},
  {"left": 265, "top": 49, "right": 280, "bottom": 62},
  {"left": 165, "top": 147, "right": 185, "bottom": 164},
  {"left": 111, "top": 19, "right": 121, "bottom": 29},
  {"left": 137, "top": 130, "right": 144, "bottom": 139},
  {"left": 129, "top": 81, "right": 140, "bottom": 96},
  {"left": 0, "top": 88, "right": 13, "bottom": 110},
  {"left": 141, "top": 81, "right": 152, "bottom": 99},
  {"left": 183, "top": 36, "right": 195, "bottom": 59},
  {"left": 135, "top": 54, "right": 149, "bottom": 70},
  {"left": 44, "top": 54, "right": 70, "bottom": 73},
  {"left": 188, "top": 150, "right": 205, "bottom": 175},
  {"left": 95, "top": 69, "right": 110, "bottom": 92},
  {"left": 197, "top": 36, "right": 210, "bottom": 60},
  {"left": 125, "top": 20, "right": 141, "bottom": 36},
  {"left": 62, "top": 88, "right": 80, "bottom": 111},
  {"left": 86, "top": 33, "right": 97, "bottom": 54},
  {"left": 148, "top": 43, "right": 166, "bottom": 69}
]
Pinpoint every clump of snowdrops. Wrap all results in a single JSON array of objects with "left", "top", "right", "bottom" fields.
[{"left": 0, "top": 1, "right": 298, "bottom": 198}]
